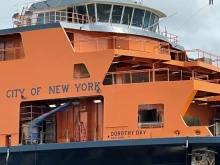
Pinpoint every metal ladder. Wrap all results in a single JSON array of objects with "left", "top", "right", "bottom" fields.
[
  {"left": 18, "top": 5, "right": 29, "bottom": 27},
  {"left": 74, "top": 121, "right": 87, "bottom": 142}
]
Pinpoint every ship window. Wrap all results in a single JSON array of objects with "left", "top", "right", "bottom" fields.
[
  {"left": 50, "top": 11, "right": 55, "bottom": 22},
  {"left": 0, "top": 34, "right": 24, "bottom": 61},
  {"left": 87, "top": 4, "right": 96, "bottom": 23},
  {"left": 37, "top": 12, "right": 58, "bottom": 24},
  {"left": 76, "top": 5, "right": 87, "bottom": 24},
  {"left": 67, "top": 7, "right": 73, "bottom": 22},
  {"left": 149, "top": 13, "right": 155, "bottom": 31},
  {"left": 74, "top": 63, "right": 90, "bottom": 78},
  {"left": 132, "top": 8, "right": 145, "bottom": 27},
  {"left": 56, "top": 9, "right": 67, "bottom": 22},
  {"left": 143, "top": 11, "right": 151, "bottom": 28},
  {"left": 153, "top": 15, "right": 159, "bottom": 32},
  {"left": 138, "top": 104, "right": 164, "bottom": 128},
  {"left": 122, "top": 7, "right": 133, "bottom": 25},
  {"left": 97, "top": 4, "right": 112, "bottom": 22},
  {"left": 45, "top": 12, "right": 49, "bottom": 23},
  {"left": 37, "top": 13, "right": 44, "bottom": 24},
  {"left": 111, "top": 5, "right": 123, "bottom": 23}
]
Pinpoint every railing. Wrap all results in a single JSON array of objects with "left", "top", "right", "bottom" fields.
[
  {"left": 74, "top": 73, "right": 90, "bottom": 79},
  {"left": 160, "top": 31, "right": 178, "bottom": 44},
  {"left": 193, "top": 74, "right": 209, "bottom": 81},
  {"left": 186, "top": 49, "right": 220, "bottom": 67},
  {"left": 103, "top": 67, "right": 220, "bottom": 86},
  {"left": 72, "top": 36, "right": 170, "bottom": 55},
  {"left": 138, "top": 122, "right": 164, "bottom": 129},
  {"left": 14, "top": 11, "right": 91, "bottom": 27},
  {"left": 14, "top": 10, "right": 160, "bottom": 32},
  {"left": 14, "top": 9, "right": 177, "bottom": 43},
  {"left": 104, "top": 68, "right": 169, "bottom": 85},
  {"left": 207, "top": 122, "right": 220, "bottom": 136}
]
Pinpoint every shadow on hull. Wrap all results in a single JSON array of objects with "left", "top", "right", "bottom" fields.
[{"left": 1, "top": 146, "right": 189, "bottom": 165}]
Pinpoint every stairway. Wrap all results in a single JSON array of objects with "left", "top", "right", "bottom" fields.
[{"left": 74, "top": 121, "right": 87, "bottom": 142}]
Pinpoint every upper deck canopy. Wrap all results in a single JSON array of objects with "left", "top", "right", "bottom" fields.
[{"left": 29, "top": 0, "right": 166, "bottom": 18}]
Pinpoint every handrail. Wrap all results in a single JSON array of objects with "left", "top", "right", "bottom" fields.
[
  {"left": 105, "top": 68, "right": 170, "bottom": 85},
  {"left": 186, "top": 49, "right": 220, "bottom": 58},
  {"left": 14, "top": 11, "right": 92, "bottom": 27},
  {"left": 138, "top": 122, "right": 164, "bottom": 128},
  {"left": 160, "top": 31, "right": 178, "bottom": 44},
  {"left": 103, "top": 68, "right": 220, "bottom": 85},
  {"left": 207, "top": 122, "right": 220, "bottom": 136},
  {"left": 106, "top": 68, "right": 169, "bottom": 75},
  {"left": 186, "top": 49, "right": 220, "bottom": 67}
]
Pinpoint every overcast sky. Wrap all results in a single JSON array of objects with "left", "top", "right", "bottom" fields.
[{"left": 0, "top": 0, "right": 219, "bottom": 54}]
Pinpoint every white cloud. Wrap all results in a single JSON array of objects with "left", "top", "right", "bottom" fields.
[{"left": 147, "top": 0, "right": 220, "bottom": 53}]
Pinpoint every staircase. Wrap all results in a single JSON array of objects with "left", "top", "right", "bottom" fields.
[
  {"left": 74, "top": 121, "right": 87, "bottom": 142},
  {"left": 16, "top": 5, "right": 29, "bottom": 27}
]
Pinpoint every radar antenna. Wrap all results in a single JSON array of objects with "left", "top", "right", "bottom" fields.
[{"left": 132, "top": 0, "right": 143, "bottom": 4}]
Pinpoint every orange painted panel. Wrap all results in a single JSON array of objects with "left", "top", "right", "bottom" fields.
[{"left": 0, "top": 26, "right": 218, "bottom": 147}]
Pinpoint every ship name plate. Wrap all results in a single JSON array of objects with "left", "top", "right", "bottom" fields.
[{"left": 5, "top": 82, "right": 101, "bottom": 98}]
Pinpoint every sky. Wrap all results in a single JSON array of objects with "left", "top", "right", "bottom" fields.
[{"left": 0, "top": 0, "right": 219, "bottom": 54}]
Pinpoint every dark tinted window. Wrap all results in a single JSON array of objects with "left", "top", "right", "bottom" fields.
[
  {"left": 56, "top": 9, "right": 66, "bottom": 22},
  {"left": 143, "top": 11, "right": 151, "bottom": 28},
  {"left": 87, "top": 4, "right": 96, "bottom": 22},
  {"left": 45, "top": 12, "right": 49, "bottom": 23},
  {"left": 149, "top": 13, "right": 155, "bottom": 31},
  {"left": 76, "top": 6, "right": 87, "bottom": 23},
  {"left": 132, "top": 8, "right": 145, "bottom": 27},
  {"left": 153, "top": 15, "right": 159, "bottom": 32},
  {"left": 122, "top": 7, "right": 133, "bottom": 25},
  {"left": 111, "top": 5, "right": 123, "bottom": 23},
  {"left": 37, "top": 13, "right": 44, "bottom": 24},
  {"left": 97, "top": 4, "right": 112, "bottom": 22},
  {"left": 50, "top": 11, "right": 55, "bottom": 22}
]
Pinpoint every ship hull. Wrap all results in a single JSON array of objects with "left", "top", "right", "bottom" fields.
[{"left": 1, "top": 137, "right": 220, "bottom": 165}]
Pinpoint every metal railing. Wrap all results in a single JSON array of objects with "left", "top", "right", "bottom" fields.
[
  {"left": 160, "top": 31, "right": 178, "bottom": 44},
  {"left": 14, "top": 10, "right": 160, "bottom": 30},
  {"left": 138, "top": 122, "right": 164, "bottom": 129},
  {"left": 186, "top": 49, "right": 220, "bottom": 68},
  {"left": 14, "top": 11, "right": 91, "bottom": 27},
  {"left": 72, "top": 36, "right": 170, "bottom": 55},
  {"left": 105, "top": 68, "right": 170, "bottom": 85},
  {"left": 207, "top": 121, "right": 220, "bottom": 136},
  {"left": 103, "top": 68, "right": 220, "bottom": 86},
  {"left": 13, "top": 7, "right": 178, "bottom": 43}
]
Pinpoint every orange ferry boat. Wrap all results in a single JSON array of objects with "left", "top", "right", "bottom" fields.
[{"left": 0, "top": 0, "right": 220, "bottom": 164}]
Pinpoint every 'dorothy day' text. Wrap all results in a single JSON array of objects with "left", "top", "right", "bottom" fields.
[{"left": 109, "top": 130, "right": 146, "bottom": 140}]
